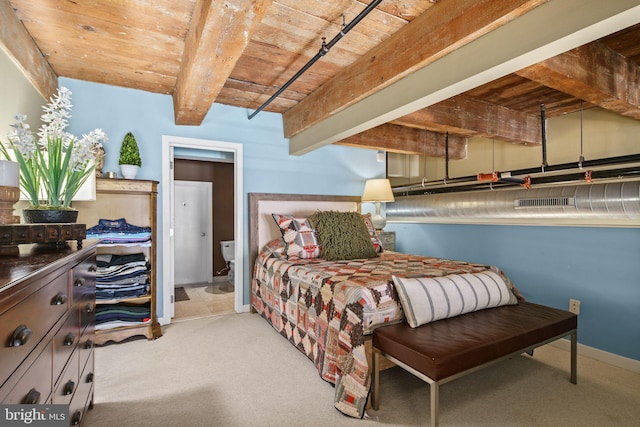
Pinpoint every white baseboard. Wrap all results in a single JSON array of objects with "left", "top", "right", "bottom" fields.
[{"left": 549, "top": 339, "right": 640, "bottom": 373}]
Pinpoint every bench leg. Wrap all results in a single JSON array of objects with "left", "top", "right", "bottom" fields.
[
  {"left": 372, "top": 350, "right": 380, "bottom": 410},
  {"left": 570, "top": 331, "right": 578, "bottom": 384},
  {"left": 430, "top": 381, "right": 439, "bottom": 427}
]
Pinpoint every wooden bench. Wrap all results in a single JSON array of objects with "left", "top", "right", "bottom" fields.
[{"left": 371, "top": 301, "right": 577, "bottom": 426}]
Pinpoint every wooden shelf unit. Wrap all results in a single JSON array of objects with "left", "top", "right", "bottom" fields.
[{"left": 73, "top": 178, "right": 162, "bottom": 345}]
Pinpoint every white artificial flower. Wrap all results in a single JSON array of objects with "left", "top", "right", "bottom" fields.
[
  {"left": 2, "top": 86, "right": 108, "bottom": 207},
  {"left": 7, "top": 114, "right": 37, "bottom": 159}
]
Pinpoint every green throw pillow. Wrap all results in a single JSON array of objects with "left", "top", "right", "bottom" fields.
[{"left": 309, "top": 211, "right": 378, "bottom": 261}]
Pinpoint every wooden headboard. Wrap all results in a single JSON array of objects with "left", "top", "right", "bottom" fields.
[{"left": 248, "top": 193, "right": 361, "bottom": 270}]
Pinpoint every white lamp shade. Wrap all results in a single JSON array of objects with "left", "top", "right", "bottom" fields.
[{"left": 362, "top": 179, "right": 395, "bottom": 202}]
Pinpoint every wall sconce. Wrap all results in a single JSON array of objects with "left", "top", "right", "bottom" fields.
[
  {"left": 362, "top": 178, "right": 395, "bottom": 230},
  {"left": 376, "top": 150, "right": 385, "bottom": 162}
]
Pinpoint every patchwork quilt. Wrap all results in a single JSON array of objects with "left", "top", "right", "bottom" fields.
[{"left": 251, "top": 238, "right": 516, "bottom": 418}]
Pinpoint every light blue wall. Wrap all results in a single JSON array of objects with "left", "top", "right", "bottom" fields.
[
  {"left": 60, "top": 78, "right": 385, "bottom": 314},
  {"left": 61, "top": 78, "right": 638, "bottom": 362},
  {"left": 387, "top": 222, "right": 640, "bottom": 361}
]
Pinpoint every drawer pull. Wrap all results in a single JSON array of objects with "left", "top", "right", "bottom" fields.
[
  {"left": 52, "top": 292, "right": 68, "bottom": 305},
  {"left": 86, "top": 372, "right": 94, "bottom": 383},
  {"left": 63, "top": 380, "right": 75, "bottom": 396},
  {"left": 84, "top": 339, "right": 94, "bottom": 350},
  {"left": 71, "top": 410, "right": 82, "bottom": 425},
  {"left": 84, "top": 303, "right": 93, "bottom": 313},
  {"left": 88, "top": 265, "right": 97, "bottom": 272},
  {"left": 74, "top": 277, "right": 85, "bottom": 287},
  {"left": 24, "top": 388, "right": 41, "bottom": 404},
  {"left": 64, "top": 333, "right": 76, "bottom": 346},
  {"left": 9, "top": 324, "right": 32, "bottom": 347}
]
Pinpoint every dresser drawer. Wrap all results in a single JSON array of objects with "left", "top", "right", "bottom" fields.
[
  {"left": 72, "top": 255, "right": 96, "bottom": 331},
  {"left": 78, "top": 326, "right": 95, "bottom": 375},
  {"left": 53, "top": 349, "right": 79, "bottom": 406},
  {"left": 53, "top": 310, "right": 81, "bottom": 383},
  {"left": 69, "top": 351, "right": 94, "bottom": 426},
  {"left": 1, "top": 341, "right": 52, "bottom": 404},
  {"left": 0, "top": 272, "right": 69, "bottom": 385}
]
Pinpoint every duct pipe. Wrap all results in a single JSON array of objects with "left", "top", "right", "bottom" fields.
[
  {"left": 445, "top": 132, "right": 450, "bottom": 181},
  {"left": 248, "top": 0, "right": 382, "bottom": 119},
  {"left": 540, "top": 103, "right": 548, "bottom": 169},
  {"left": 386, "top": 179, "right": 640, "bottom": 221},
  {"left": 392, "top": 154, "right": 640, "bottom": 195}
]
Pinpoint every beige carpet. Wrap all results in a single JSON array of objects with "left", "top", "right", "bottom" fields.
[{"left": 84, "top": 313, "right": 640, "bottom": 427}]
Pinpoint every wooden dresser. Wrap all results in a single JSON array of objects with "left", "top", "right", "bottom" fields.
[{"left": 0, "top": 240, "right": 98, "bottom": 426}]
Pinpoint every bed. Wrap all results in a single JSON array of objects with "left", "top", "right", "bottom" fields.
[{"left": 249, "top": 193, "right": 522, "bottom": 418}]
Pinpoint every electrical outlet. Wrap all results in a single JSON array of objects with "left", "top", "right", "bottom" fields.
[{"left": 569, "top": 299, "right": 580, "bottom": 315}]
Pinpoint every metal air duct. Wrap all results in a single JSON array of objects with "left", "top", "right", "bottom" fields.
[{"left": 386, "top": 179, "right": 640, "bottom": 223}]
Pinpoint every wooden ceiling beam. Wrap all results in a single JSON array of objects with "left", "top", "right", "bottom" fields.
[
  {"left": 393, "top": 95, "right": 542, "bottom": 144},
  {"left": 336, "top": 123, "right": 468, "bottom": 159},
  {"left": 287, "top": 0, "right": 640, "bottom": 156},
  {"left": 283, "top": 0, "right": 545, "bottom": 139},
  {"left": 0, "top": 0, "right": 57, "bottom": 101},
  {"left": 173, "top": 0, "right": 272, "bottom": 125},
  {"left": 515, "top": 42, "right": 640, "bottom": 120}
]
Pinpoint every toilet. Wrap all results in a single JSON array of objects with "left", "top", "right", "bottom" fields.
[{"left": 220, "top": 240, "right": 235, "bottom": 284}]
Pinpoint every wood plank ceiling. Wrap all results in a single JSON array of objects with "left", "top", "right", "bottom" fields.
[{"left": 2, "top": 0, "right": 639, "bottom": 159}]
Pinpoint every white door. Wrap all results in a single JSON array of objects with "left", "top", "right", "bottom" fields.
[{"left": 173, "top": 180, "right": 213, "bottom": 286}]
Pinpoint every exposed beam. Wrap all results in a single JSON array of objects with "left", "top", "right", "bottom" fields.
[
  {"left": 336, "top": 124, "right": 468, "bottom": 158},
  {"left": 0, "top": 0, "right": 57, "bottom": 101},
  {"left": 283, "top": 0, "right": 545, "bottom": 139},
  {"left": 173, "top": 0, "right": 272, "bottom": 125},
  {"left": 393, "top": 95, "right": 542, "bottom": 144},
  {"left": 287, "top": 0, "right": 640, "bottom": 155},
  {"left": 515, "top": 42, "right": 640, "bottom": 120}
]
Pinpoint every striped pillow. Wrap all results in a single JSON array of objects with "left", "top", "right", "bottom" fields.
[{"left": 392, "top": 271, "right": 518, "bottom": 328}]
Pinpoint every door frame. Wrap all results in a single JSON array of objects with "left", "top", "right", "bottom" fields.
[
  {"left": 173, "top": 180, "right": 213, "bottom": 286},
  {"left": 161, "top": 135, "right": 244, "bottom": 323}
]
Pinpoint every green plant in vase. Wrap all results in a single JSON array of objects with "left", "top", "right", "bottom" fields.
[
  {"left": 118, "top": 132, "right": 142, "bottom": 179},
  {"left": 1, "top": 87, "right": 107, "bottom": 222}
]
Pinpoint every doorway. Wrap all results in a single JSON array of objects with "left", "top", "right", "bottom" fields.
[{"left": 161, "top": 136, "right": 244, "bottom": 324}]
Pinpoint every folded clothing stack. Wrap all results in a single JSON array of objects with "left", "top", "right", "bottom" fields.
[
  {"left": 87, "top": 218, "right": 152, "bottom": 246},
  {"left": 95, "top": 303, "right": 151, "bottom": 330},
  {"left": 96, "top": 253, "right": 150, "bottom": 301}
]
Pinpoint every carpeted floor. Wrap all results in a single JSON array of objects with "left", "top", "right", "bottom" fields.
[
  {"left": 84, "top": 313, "right": 640, "bottom": 427},
  {"left": 174, "top": 286, "right": 190, "bottom": 302}
]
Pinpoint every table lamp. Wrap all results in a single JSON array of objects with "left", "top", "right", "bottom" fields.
[{"left": 362, "top": 178, "right": 395, "bottom": 230}]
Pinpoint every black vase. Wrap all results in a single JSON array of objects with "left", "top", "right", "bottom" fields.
[{"left": 23, "top": 209, "right": 79, "bottom": 224}]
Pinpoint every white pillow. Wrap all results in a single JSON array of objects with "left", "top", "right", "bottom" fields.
[{"left": 393, "top": 271, "right": 518, "bottom": 328}]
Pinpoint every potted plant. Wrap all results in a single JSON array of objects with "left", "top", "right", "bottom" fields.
[
  {"left": 1, "top": 87, "right": 107, "bottom": 223},
  {"left": 119, "top": 132, "right": 142, "bottom": 179}
]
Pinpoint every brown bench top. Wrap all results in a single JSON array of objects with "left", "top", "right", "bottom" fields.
[{"left": 373, "top": 301, "right": 577, "bottom": 381}]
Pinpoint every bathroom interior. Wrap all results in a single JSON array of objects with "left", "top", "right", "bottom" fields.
[
  {"left": 172, "top": 158, "right": 235, "bottom": 321},
  {"left": 173, "top": 239, "right": 235, "bottom": 321}
]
